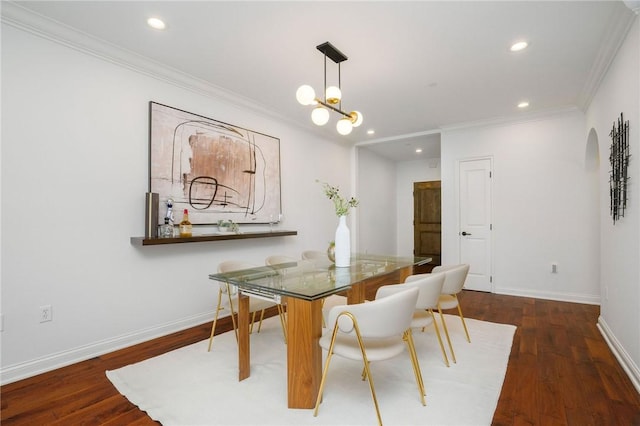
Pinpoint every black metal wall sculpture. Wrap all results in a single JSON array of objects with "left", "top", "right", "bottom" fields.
[{"left": 609, "top": 113, "right": 630, "bottom": 224}]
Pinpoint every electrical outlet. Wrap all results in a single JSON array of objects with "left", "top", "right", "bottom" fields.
[
  {"left": 40, "top": 305, "right": 53, "bottom": 323},
  {"left": 551, "top": 263, "right": 558, "bottom": 273}
]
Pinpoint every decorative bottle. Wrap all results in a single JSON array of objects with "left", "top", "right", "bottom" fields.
[
  {"left": 334, "top": 215, "right": 350, "bottom": 267},
  {"left": 159, "top": 218, "right": 174, "bottom": 238},
  {"left": 165, "top": 198, "right": 174, "bottom": 224},
  {"left": 179, "top": 209, "right": 193, "bottom": 237}
]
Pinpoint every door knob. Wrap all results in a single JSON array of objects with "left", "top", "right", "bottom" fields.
[{"left": 461, "top": 231, "right": 472, "bottom": 236}]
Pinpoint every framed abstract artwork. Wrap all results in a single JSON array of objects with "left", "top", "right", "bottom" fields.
[{"left": 149, "top": 102, "right": 281, "bottom": 225}]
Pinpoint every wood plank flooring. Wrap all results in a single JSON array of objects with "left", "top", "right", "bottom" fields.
[{"left": 2, "top": 292, "right": 640, "bottom": 425}]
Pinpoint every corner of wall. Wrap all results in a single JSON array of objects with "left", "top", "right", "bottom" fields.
[{"left": 597, "top": 316, "right": 640, "bottom": 394}]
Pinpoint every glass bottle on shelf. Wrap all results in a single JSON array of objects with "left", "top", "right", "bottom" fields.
[
  {"left": 179, "top": 209, "right": 193, "bottom": 237},
  {"left": 159, "top": 217, "right": 174, "bottom": 238},
  {"left": 165, "top": 198, "right": 174, "bottom": 224}
]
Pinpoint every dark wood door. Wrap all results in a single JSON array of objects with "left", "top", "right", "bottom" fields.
[{"left": 414, "top": 181, "right": 441, "bottom": 268}]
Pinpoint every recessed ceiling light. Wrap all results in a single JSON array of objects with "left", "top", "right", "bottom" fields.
[
  {"left": 367, "top": 129, "right": 375, "bottom": 135},
  {"left": 510, "top": 41, "right": 528, "bottom": 52},
  {"left": 415, "top": 148, "right": 423, "bottom": 153},
  {"left": 147, "top": 17, "right": 166, "bottom": 30},
  {"left": 518, "top": 101, "right": 530, "bottom": 108}
]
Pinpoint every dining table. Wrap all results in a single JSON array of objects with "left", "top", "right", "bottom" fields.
[{"left": 208, "top": 253, "right": 430, "bottom": 409}]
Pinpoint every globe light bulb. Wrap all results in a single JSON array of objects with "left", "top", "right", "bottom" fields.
[
  {"left": 296, "top": 85, "right": 316, "bottom": 106},
  {"left": 311, "top": 106, "right": 330, "bottom": 126},
  {"left": 336, "top": 117, "right": 353, "bottom": 135},
  {"left": 325, "top": 86, "right": 342, "bottom": 105}
]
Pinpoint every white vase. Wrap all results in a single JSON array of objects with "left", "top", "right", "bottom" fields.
[{"left": 334, "top": 215, "right": 350, "bottom": 267}]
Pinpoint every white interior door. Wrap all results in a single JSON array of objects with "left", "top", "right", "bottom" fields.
[{"left": 458, "top": 158, "right": 492, "bottom": 292}]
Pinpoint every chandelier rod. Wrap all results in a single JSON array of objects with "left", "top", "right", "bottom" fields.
[
  {"left": 319, "top": 45, "right": 348, "bottom": 117},
  {"left": 315, "top": 98, "right": 352, "bottom": 119},
  {"left": 338, "top": 62, "right": 342, "bottom": 111},
  {"left": 323, "top": 51, "right": 327, "bottom": 104}
]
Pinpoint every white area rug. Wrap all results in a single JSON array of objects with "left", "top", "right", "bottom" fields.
[{"left": 107, "top": 314, "right": 516, "bottom": 425}]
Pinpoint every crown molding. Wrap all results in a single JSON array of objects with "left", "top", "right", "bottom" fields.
[
  {"left": 355, "top": 129, "right": 441, "bottom": 147},
  {"left": 623, "top": 1, "right": 640, "bottom": 14},
  {"left": 0, "top": 1, "right": 298, "bottom": 129},
  {"left": 440, "top": 105, "right": 581, "bottom": 133},
  {"left": 578, "top": 6, "right": 638, "bottom": 109},
  {"left": 354, "top": 106, "right": 581, "bottom": 144}
]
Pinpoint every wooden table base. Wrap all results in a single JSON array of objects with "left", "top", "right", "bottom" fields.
[
  {"left": 286, "top": 297, "right": 323, "bottom": 408},
  {"left": 238, "top": 293, "right": 250, "bottom": 381},
  {"left": 236, "top": 264, "right": 415, "bottom": 409}
]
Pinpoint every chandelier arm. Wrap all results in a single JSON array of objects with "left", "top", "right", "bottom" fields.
[{"left": 314, "top": 99, "right": 352, "bottom": 119}]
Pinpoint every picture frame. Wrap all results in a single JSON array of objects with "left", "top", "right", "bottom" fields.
[{"left": 149, "top": 102, "right": 281, "bottom": 225}]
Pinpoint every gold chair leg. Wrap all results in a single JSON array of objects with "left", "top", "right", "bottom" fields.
[
  {"left": 437, "top": 303, "right": 456, "bottom": 363},
  {"left": 454, "top": 295, "right": 471, "bottom": 342},
  {"left": 403, "top": 331, "right": 417, "bottom": 382},
  {"left": 207, "top": 288, "right": 225, "bottom": 352},
  {"left": 256, "top": 308, "right": 266, "bottom": 333},
  {"left": 277, "top": 304, "right": 288, "bottom": 344},
  {"left": 361, "top": 357, "right": 382, "bottom": 426},
  {"left": 404, "top": 330, "right": 426, "bottom": 405},
  {"left": 314, "top": 322, "right": 340, "bottom": 417},
  {"left": 429, "top": 309, "right": 450, "bottom": 367},
  {"left": 353, "top": 325, "right": 382, "bottom": 426},
  {"left": 249, "top": 311, "right": 257, "bottom": 334}
]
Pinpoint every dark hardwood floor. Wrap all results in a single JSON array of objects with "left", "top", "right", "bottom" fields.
[{"left": 2, "top": 292, "right": 640, "bottom": 425}]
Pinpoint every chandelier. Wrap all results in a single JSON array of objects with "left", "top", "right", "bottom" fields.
[{"left": 296, "top": 42, "right": 363, "bottom": 136}]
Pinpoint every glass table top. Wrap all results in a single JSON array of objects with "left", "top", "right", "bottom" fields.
[{"left": 208, "top": 254, "right": 429, "bottom": 301}]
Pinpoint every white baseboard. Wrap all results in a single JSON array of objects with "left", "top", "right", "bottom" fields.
[
  {"left": 0, "top": 312, "right": 214, "bottom": 385},
  {"left": 597, "top": 317, "right": 640, "bottom": 394},
  {"left": 494, "top": 287, "right": 600, "bottom": 305}
]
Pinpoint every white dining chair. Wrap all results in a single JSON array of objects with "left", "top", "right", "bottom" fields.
[
  {"left": 300, "top": 251, "right": 347, "bottom": 326},
  {"left": 405, "top": 264, "right": 470, "bottom": 364},
  {"left": 301, "top": 249, "right": 332, "bottom": 268},
  {"left": 433, "top": 264, "right": 471, "bottom": 341},
  {"left": 378, "top": 271, "right": 451, "bottom": 366},
  {"left": 264, "top": 255, "right": 303, "bottom": 343},
  {"left": 265, "top": 255, "right": 297, "bottom": 266},
  {"left": 313, "top": 287, "right": 424, "bottom": 425},
  {"left": 207, "top": 260, "right": 286, "bottom": 351}
]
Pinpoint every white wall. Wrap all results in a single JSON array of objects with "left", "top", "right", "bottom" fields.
[
  {"left": 0, "top": 23, "right": 351, "bottom": 383},
  {"left": 355, "top": 148, "right": 396, "bottom": 255},
  {"left": 356, "top": 149, "right": 442, "bottom": 257},
  {"left": 586, "top": 17, "right": 640, "bottom": 391},
  {"left": 396, "top": 159, "right": 441, "bottom": 257},
  {"left": 441, "top": 110, "right": 600, "bottom": 304}
]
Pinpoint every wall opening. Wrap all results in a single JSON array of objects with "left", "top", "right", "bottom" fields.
[
  {"left": 586, "top": 127, "right": 601, "bottom": 302},
  {"left": 586, "top": 128, "right": 600, "bottom": 172}
]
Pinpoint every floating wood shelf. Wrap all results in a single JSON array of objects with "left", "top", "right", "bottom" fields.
[{"left": 130, "top": 230, "right": 298, "bottom": 246}]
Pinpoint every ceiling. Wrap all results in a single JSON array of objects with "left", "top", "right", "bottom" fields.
[{"left": 4, "top": 1, "right": 636, "bottom": 162}]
